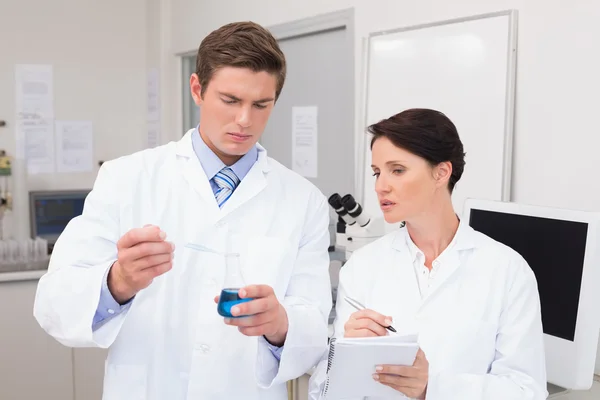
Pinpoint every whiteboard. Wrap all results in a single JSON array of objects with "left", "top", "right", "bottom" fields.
[{"left": 359, "top": 11, "right": 517, "bottom": 229}]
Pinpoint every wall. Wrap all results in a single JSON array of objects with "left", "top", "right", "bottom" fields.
[
  {"left": 0, "top": 0, "right": 149, "bottom": 240},
  {"left": 0, "top": 0, "right": 150, "bottom": 398},
  {"left": 167, "top": 0, "right": 600, "bottom": 374},
  {"left": 152, "top": 0, "right": 182, "bottom": 148}
]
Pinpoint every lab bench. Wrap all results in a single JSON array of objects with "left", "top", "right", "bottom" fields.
[
  {"left": 0, "top": 259, "right": 48, "bottom": 281},
  {"left": 0, "top": 262, "right": 108, "bottom": 400}
]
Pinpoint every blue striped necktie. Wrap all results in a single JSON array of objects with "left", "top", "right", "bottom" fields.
[{"left": 213, "top": 167, "right": 240, "bottom": 208}]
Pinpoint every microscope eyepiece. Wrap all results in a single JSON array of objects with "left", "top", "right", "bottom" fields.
[
  {"left": 328, "top": 193, "right": 345, "bottom": 211},
  {"left": 328, "top": 193, "right": 355, "bottom": 225},
  {"left": 341, "top": 194, "right": 370, "bottom": 227},
  {"left": 341, "top": 194, "right": 360, "bottom": 216}
]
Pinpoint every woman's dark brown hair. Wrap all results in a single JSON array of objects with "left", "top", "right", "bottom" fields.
[{"left": 368, "top": 108, "right": 466, "bottom": 192}]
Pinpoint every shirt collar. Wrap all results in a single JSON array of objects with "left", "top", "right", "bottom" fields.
[
  {"left": 405, "top": 231, "right": 423, "bottom": 264},
  {"left": 404, "top": 216, "right": 465, "bottom": 264},
  {"left": 191, "top": 127, "right": 258, "bottom": 181}
]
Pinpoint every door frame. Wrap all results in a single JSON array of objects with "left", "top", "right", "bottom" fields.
[{"left": 268, "top": 8, "right": 355, "bottom": 42}]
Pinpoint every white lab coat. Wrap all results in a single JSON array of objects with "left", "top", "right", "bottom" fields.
[
  {"left": 309, "top": 221, "right": 548, "bottom": 400},
  {"left": 33, "top": 130, "right": 332, "bottom": 400}
]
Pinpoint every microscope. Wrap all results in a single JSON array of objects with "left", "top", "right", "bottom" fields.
[{"left": 328, "top": 193, "right": 386, "bottom": 260}]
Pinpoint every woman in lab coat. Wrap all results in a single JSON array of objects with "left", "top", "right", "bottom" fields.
[
  {"left": 33, "top": 22, "right": 332, "bottom": 400},
  {"left": 310, "top": 109, "right": 548, "bottom": 399}
]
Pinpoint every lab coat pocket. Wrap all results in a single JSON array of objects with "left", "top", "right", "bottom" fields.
[
  {"left": 103, "top": 364, "right": 147, "bottom": 400},
  {"left": 239, "top": 235, "right": 290, "bottom": 290}
]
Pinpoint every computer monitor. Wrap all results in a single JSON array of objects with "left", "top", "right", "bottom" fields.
[
  {"left": 462, "top": 198, "right": 600, "bottom": 390},
  {"left": 29, "top": 190, "right": 89, "bottom": 245}
]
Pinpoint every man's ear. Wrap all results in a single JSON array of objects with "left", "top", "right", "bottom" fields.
[{"left": 190, "top": 73, "right": 203, "bottom": 106}]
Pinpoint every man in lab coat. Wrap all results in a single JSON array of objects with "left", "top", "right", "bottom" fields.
[{"left": 33, "top": 21, "right": 332, "bottom": 400}]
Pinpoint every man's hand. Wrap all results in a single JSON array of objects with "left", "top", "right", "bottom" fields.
[
  {"left": 213, "top": 285, "right": 288, "bottom": 346},
  {"left": 344, "top": 309, "right": 394, "bottom": 338},
  {"left": 373, "top": 348, "right": 429, "bottom": 399},
  {"left": 108, "top": 225, "right": 175, "bottom": 304}
]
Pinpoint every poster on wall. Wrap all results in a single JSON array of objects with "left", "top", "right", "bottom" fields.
[
  {"left": 15, "top": 64, "right": 54, "bottom": 120},
  {"left": 15, "top": 64, "right": 55, "bottom": 172},
  {"left": 147, "top": 68, "right": 160, "bottom": 148},
  {"left": 291, "top": 106, "right": 318, "bottom": 178},
  {"left": 55, "top": 120, "right": 94, "bottom": 173},
  {"left": 18, "top": 118, "right": 55, "bottom": 174}
]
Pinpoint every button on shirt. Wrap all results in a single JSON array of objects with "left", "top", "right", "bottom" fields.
[{"left": 92, "top": 130, "right": 282, "bottom": 358}]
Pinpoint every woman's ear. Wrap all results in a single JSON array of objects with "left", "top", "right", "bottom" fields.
[{"left": 434, "top": 161, "right": 453, "bottom": 188}]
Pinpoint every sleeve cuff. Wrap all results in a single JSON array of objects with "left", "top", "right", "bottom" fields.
[
  {"left": 263, "top": 337, "right": 284, "bottom": 361},
  {"left": 92, "top": 265, "right": 132, "bottom": 330}
]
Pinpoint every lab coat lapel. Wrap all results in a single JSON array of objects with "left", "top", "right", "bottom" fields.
[
  {"left": 176, "top": 131, "right": 221, "bottom": 215},
  {"left": 215, "top": 144, "right": 271, "bottom": 219},
  {"left": 390, "top": 231, "right": 424, "bottom": 315},
  {"left": 175, "top": 135, "right": 271, "bottom": 219}
]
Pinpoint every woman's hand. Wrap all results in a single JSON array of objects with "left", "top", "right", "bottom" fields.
[
  {"left": 344, "top": 309, "right": 394, "bottom": 338},
  {"left": 373, "top": 348, "right": 429, "bottom": 399}
]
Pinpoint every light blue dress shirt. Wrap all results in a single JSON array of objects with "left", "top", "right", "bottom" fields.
[{"left": 92, "top": 130, "right": 283, "bottom": 359}]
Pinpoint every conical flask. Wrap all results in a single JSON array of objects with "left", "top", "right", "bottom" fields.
[{"left": 217, "top": 252, "right": 252, "bottom": 318}]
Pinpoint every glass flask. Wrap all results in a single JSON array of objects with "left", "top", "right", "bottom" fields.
[
  {"left": 217, "top": 252, "right": 252, "bottom": 318},
  {"left": 184, "top": 242, "right": 253, "bottom": 318}
]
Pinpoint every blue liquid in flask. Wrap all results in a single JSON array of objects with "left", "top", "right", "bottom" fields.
[{"left": 217, "top": 288, "right": 252, "bottom": 318}]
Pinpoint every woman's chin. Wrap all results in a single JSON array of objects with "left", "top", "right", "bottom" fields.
[{"left": 382, "top": 212, "right": 403, "bottom": 225}]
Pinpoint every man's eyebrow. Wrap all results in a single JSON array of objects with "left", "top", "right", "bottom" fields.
[
  {"left": 219, "top": 92, "right": 274, "bottom": 103},
  {"left": 219, "top": 92, "right": 241, "bottom": 101},
  {"left": 255, "top": 97, "right": 275, "bottom": 103}
]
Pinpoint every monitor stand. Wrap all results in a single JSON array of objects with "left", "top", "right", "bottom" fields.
[{"left": 547, "top": 383, "right": 569, "bottom": 398}]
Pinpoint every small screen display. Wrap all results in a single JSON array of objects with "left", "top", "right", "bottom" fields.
[{"left": 469, "top": 209, "right": 588, "bottom": 342}]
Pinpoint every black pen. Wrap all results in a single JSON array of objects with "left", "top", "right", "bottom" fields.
[{"left": 344, "top": 296, "right": 397, "bottom": 333}]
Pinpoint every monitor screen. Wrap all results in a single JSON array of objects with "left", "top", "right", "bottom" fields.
[
  {"left": 31, "top": 191, "right": 88, "bottom": 240},
  {"left": 468, "top": 209, "right": 588, "bottom": 342}
]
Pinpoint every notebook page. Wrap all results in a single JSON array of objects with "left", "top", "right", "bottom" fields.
[
  {"left": 324, "top": 340, "right": 419, "bottom": 399},
  {"left": 335, "top": 333, "right": 418, "bottom": 345}
]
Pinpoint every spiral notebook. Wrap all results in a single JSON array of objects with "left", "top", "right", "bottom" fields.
[{"left": 323, "top": 334, "right": 420, "bottom": 399}]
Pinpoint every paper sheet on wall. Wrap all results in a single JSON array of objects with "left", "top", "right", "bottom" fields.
[
  {"left": 15, "top": 120, "right": 27, "bottom": 160},
  {"left": 147, "top": 121, "right": 160, "bottom": 149},
  {"left": 55, "top": 121, "right": 94, "bottom": 173},
  {"left": 15, "top": 64, "right": 54, "bottom": 120},
  {"left": 147, "top": 68, "right": 160, "bottom": 121},
  {"left": 147, "top": 68, "right": 160, "bottom": 147},
  {"left": 292, "top": 106, "right": 318, "bottom": 178},
  {"left": 17, "top": 118, "right": 55, "bottom": 174},
  {"left": 15, "top": 64, "right": 55, "bottom": 164}
]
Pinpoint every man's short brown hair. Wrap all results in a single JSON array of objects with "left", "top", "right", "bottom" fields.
[{"left": 195, "top": 21, "right": 287, "bottom": 100}]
